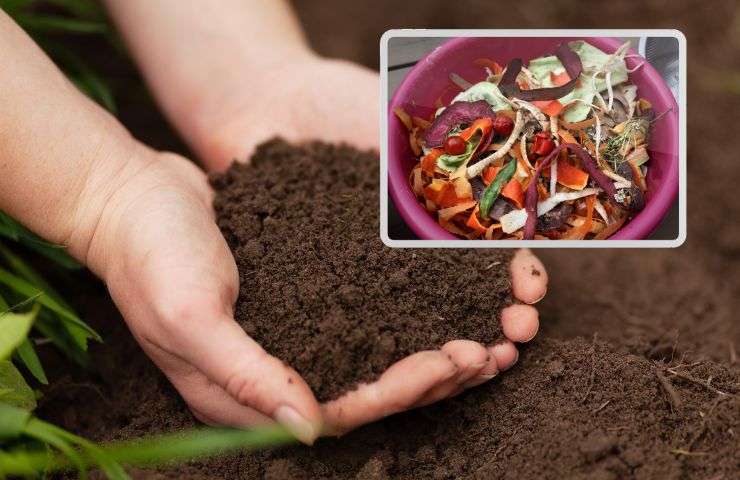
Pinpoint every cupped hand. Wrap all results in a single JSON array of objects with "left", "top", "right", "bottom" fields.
[
  {"left": 321, "top": 249, "right": 547, "bottom": 435},
  {"left": 85, "top": 142, "right": 546, "bottom": 443},
  {"left": 188, "top": 54, "right": 548, "bottom": 436},
  {"left": 85, "top": 145, "right": 323, "bottom": 444}
]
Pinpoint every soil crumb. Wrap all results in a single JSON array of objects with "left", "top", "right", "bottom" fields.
[{"left": 210, "top": 140, "right": 511, "bottom": 401}]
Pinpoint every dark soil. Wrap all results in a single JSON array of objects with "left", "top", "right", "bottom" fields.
[
  {"left": 209, "top": 140, "right": 510, "bottom": 401},
  {"left": 39, "top": 138, "right": 740, "bottom": 478},
  {"left": 36, "top": 0, "right": 740, "bottom": 479}
]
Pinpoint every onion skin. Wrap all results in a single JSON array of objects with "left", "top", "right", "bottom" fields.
[
  {"left": 424, "top": 100, "right": 496, "bottom": 147},
  {"left": 500, "top": 43, "right": 583, "bottom": 102},
  {"left": 523, "top": 143, "right": 617, "bottom": 239}
]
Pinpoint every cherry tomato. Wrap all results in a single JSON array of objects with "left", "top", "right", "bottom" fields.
[
  {"left": 492, "top": 115, "right": 514, "bottom": 137},
  {"left": 444, "top": 135, "right": 467, "bottom": 155},
  {"left": 532, "top": 132, "right": 555, "bottom": 156}
]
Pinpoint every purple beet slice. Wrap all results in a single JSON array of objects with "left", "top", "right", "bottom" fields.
[{"left": 423, "top": 100, "right": 496, "bottom": 147}]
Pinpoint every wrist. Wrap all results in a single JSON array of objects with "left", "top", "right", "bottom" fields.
[
  {"left": 78, "top": 145, "right": 212, "bottom": 283},
  {"left": 180, "top": 47, "right": 322, "bottom": 170},
  {"left": 64, "top": 138, "right": 155, "bottom": 275}
]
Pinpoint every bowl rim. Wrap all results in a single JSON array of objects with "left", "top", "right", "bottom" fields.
[{"left": 387, "top": 35, "right": 680, "bottom": 242}]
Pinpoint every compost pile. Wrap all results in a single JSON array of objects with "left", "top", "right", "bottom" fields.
[{"left": 209, "top": 140, "right": 510, "bottom": 401}]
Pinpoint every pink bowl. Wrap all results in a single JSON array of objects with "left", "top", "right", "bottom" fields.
[{"left": 388, "top": 37, "right": 679, "bottom": 240}]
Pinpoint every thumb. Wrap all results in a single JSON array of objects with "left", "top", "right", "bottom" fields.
[{"left": 172, "top": 312, "right": 323, "bottom": 444}]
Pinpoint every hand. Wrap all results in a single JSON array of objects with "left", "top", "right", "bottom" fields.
[
  {"left": 321, "top": 249, "right": 546, "bottom": 435},
  {"left": 85, "top": 144, "right": 546, "bottom": 442},
  {"left": 86, "top": 145, "right": 323, "bottom": 444},
  {"left": 185, "top": 52, "right": 379, "bottom": 172},
  {"left": 189, "top": 55, "right": 547, "bottom": 436}
]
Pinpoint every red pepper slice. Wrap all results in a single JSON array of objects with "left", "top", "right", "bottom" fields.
[{"left": 532, "top": 133, "right": 555, "bottom": 156}]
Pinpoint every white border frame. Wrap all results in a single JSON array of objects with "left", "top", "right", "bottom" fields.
[{"left": 380, "top": 29, "right": 687, "bottom": 248}]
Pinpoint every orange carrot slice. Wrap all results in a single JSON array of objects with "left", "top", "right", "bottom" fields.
[
  {"left": 465, "top": 206, "right": 488, "bottom": 234},
  {"left": 558, "top": 129, "right": 579, "bottom": 145},
  {"left": 393, "top": 106, "right": 412, "bottom": 131},
  {"left": 556, "top": 161, "right": 589, "bottom": 190},
  {"left": 563, "top": 195, "right": 595, "bottom": 240},
  {"left": 501, "top": 178, "right": 524, "bottom": 209},
  {"left": 482, "top": 165, "right": 500, "bottom": 186},
  {"left": 473, "top": 58, "right": 504, "bottom": 74},
  {"left": 550, "top": 71, "right": 571, "bottom": 86},
  {"left": 421, "top": 148, "right": 443, "bottom": 176}
]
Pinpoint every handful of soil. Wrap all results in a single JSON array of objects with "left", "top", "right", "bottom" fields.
[{"left": 210, "top": 140, "right": 512, "bottom": 401}]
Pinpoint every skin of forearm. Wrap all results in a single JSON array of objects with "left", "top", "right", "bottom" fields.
[
  {"left": 0, "top": 10, "right": 150, "bottom": 273},
  {"left": 103, "top": 0, "right": 312, "bottom": 162}
]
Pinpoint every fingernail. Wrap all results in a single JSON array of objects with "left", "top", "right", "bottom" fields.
[
  {"left": 274, "top": 406, "right": 318, "bottom": 445},
  {"left": 525, "top": 290, "right": 547, "bottom": 305},
  {"left": 524, "top": 328, "right": 539, "bottom": 343}
]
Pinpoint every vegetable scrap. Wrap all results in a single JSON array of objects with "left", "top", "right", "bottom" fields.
[{"left": 395, "top": 40, "right": 663, "bottom": 240}]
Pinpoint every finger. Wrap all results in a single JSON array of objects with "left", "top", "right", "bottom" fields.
[
  {"left": 510, "top": 248, "right": 548, "bottom": 304},
  {"left": 322, "top": 350, "right": 458, "bottom": 435},
  {"left": 173, "top": 315, "right": 322, "bottom": 444},
  {"left": 489, "top": 341, "right": 519, "bottom": 371},
  {"left": 410, "top": 341, "right": 490, "bottom": 408},
  {"left": 461, "top": 351, "right": 500, "bottom": 389},
  {"left": 501, "top": 304, "right": 539, "bottom": 342},
  {"left": 412, "top": 380, "right": 464, "bottom": 408},
  {"left": 168, "top": 366, "right": 273, "bottom": 427},
  {"left": 440, "top": 340, "right": 490, "bottom": 384}
]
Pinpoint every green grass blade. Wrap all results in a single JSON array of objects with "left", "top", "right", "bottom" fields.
[
  {"left": 50, "top": 425, "right": 130, "bottom": 480},
  {"left": 103, "top": 426, "right": 295, "bottom": 466},
  {"left": 0, "top": 268, "right": 101, "bottom": 348},
  {"left": 0, "top": 212, "right": 81, "bottom": 270},
  {"left": 0, "top": 291, "right": 7, "bottom": 310},
  {"left": 0, "top": 425, "right": 295, "bottom": 477},
  {"left": 34, "top": 314, "right": 90, "bottom": 367},
  {"left": 0, "top": 212, "right": 21, "bottom": 241},
  {"left": 0, "top": 402, "right": 32, "bottom": 439},
  {"left": 0, "top": 449, "right": 43, "bottom": 476},
  {"left": 79, "top": 446, "right": 131, "bottom": 480},
  {"left": 16, "top": 338, "right": 48, "bottom": 385},
  {"left": 15, "top": 238, "right": 81, "bottom": 270},
  {"left": 0, "top": 0, "right": 34, "bottom": 15},
  {"left": 0, "top": 244, "right": 71, "bottom": 309},
  {"left": 13, "top": 12, "right": 107, "bottom": 34},
  {"left": 0, "top": 304, "right": 39, "bottom": 360},
  {"left": 71, "top": 72, "right": 116, "bottom": 112},
  {"left": 0, "top": 360, "right": 37, "bottom": 411},
  {"left": 44, "top": 0, "right": 104, "bottom": 19},
  {"left": 24, "top": 419, "right": 88, "bottom": 479},
  {"left": 39, "top": 40, "right": 116, "bottom": 112},
  {"left": 20, "top": 239, "right": 82, "bottom": 270}
]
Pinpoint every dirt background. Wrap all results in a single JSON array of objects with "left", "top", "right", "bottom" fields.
[{"left": 34, "top": 0, "right": 740, "bottom": 478}]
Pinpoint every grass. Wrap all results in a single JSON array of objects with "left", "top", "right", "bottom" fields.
[
  {"left": 0, "top": 403, "right": 294, "bottom": 479},
  {"left": 0, "top": 2, "right": 297, "bottom": 478}
]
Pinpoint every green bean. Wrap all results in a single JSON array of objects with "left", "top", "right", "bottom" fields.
[{"left": 479, "top": 158, "right": 517, "bottom": 218}]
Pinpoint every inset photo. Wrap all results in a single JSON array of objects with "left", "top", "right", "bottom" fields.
[{"left": 381, "top": 30, "right": 685, "bottom": 247}]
